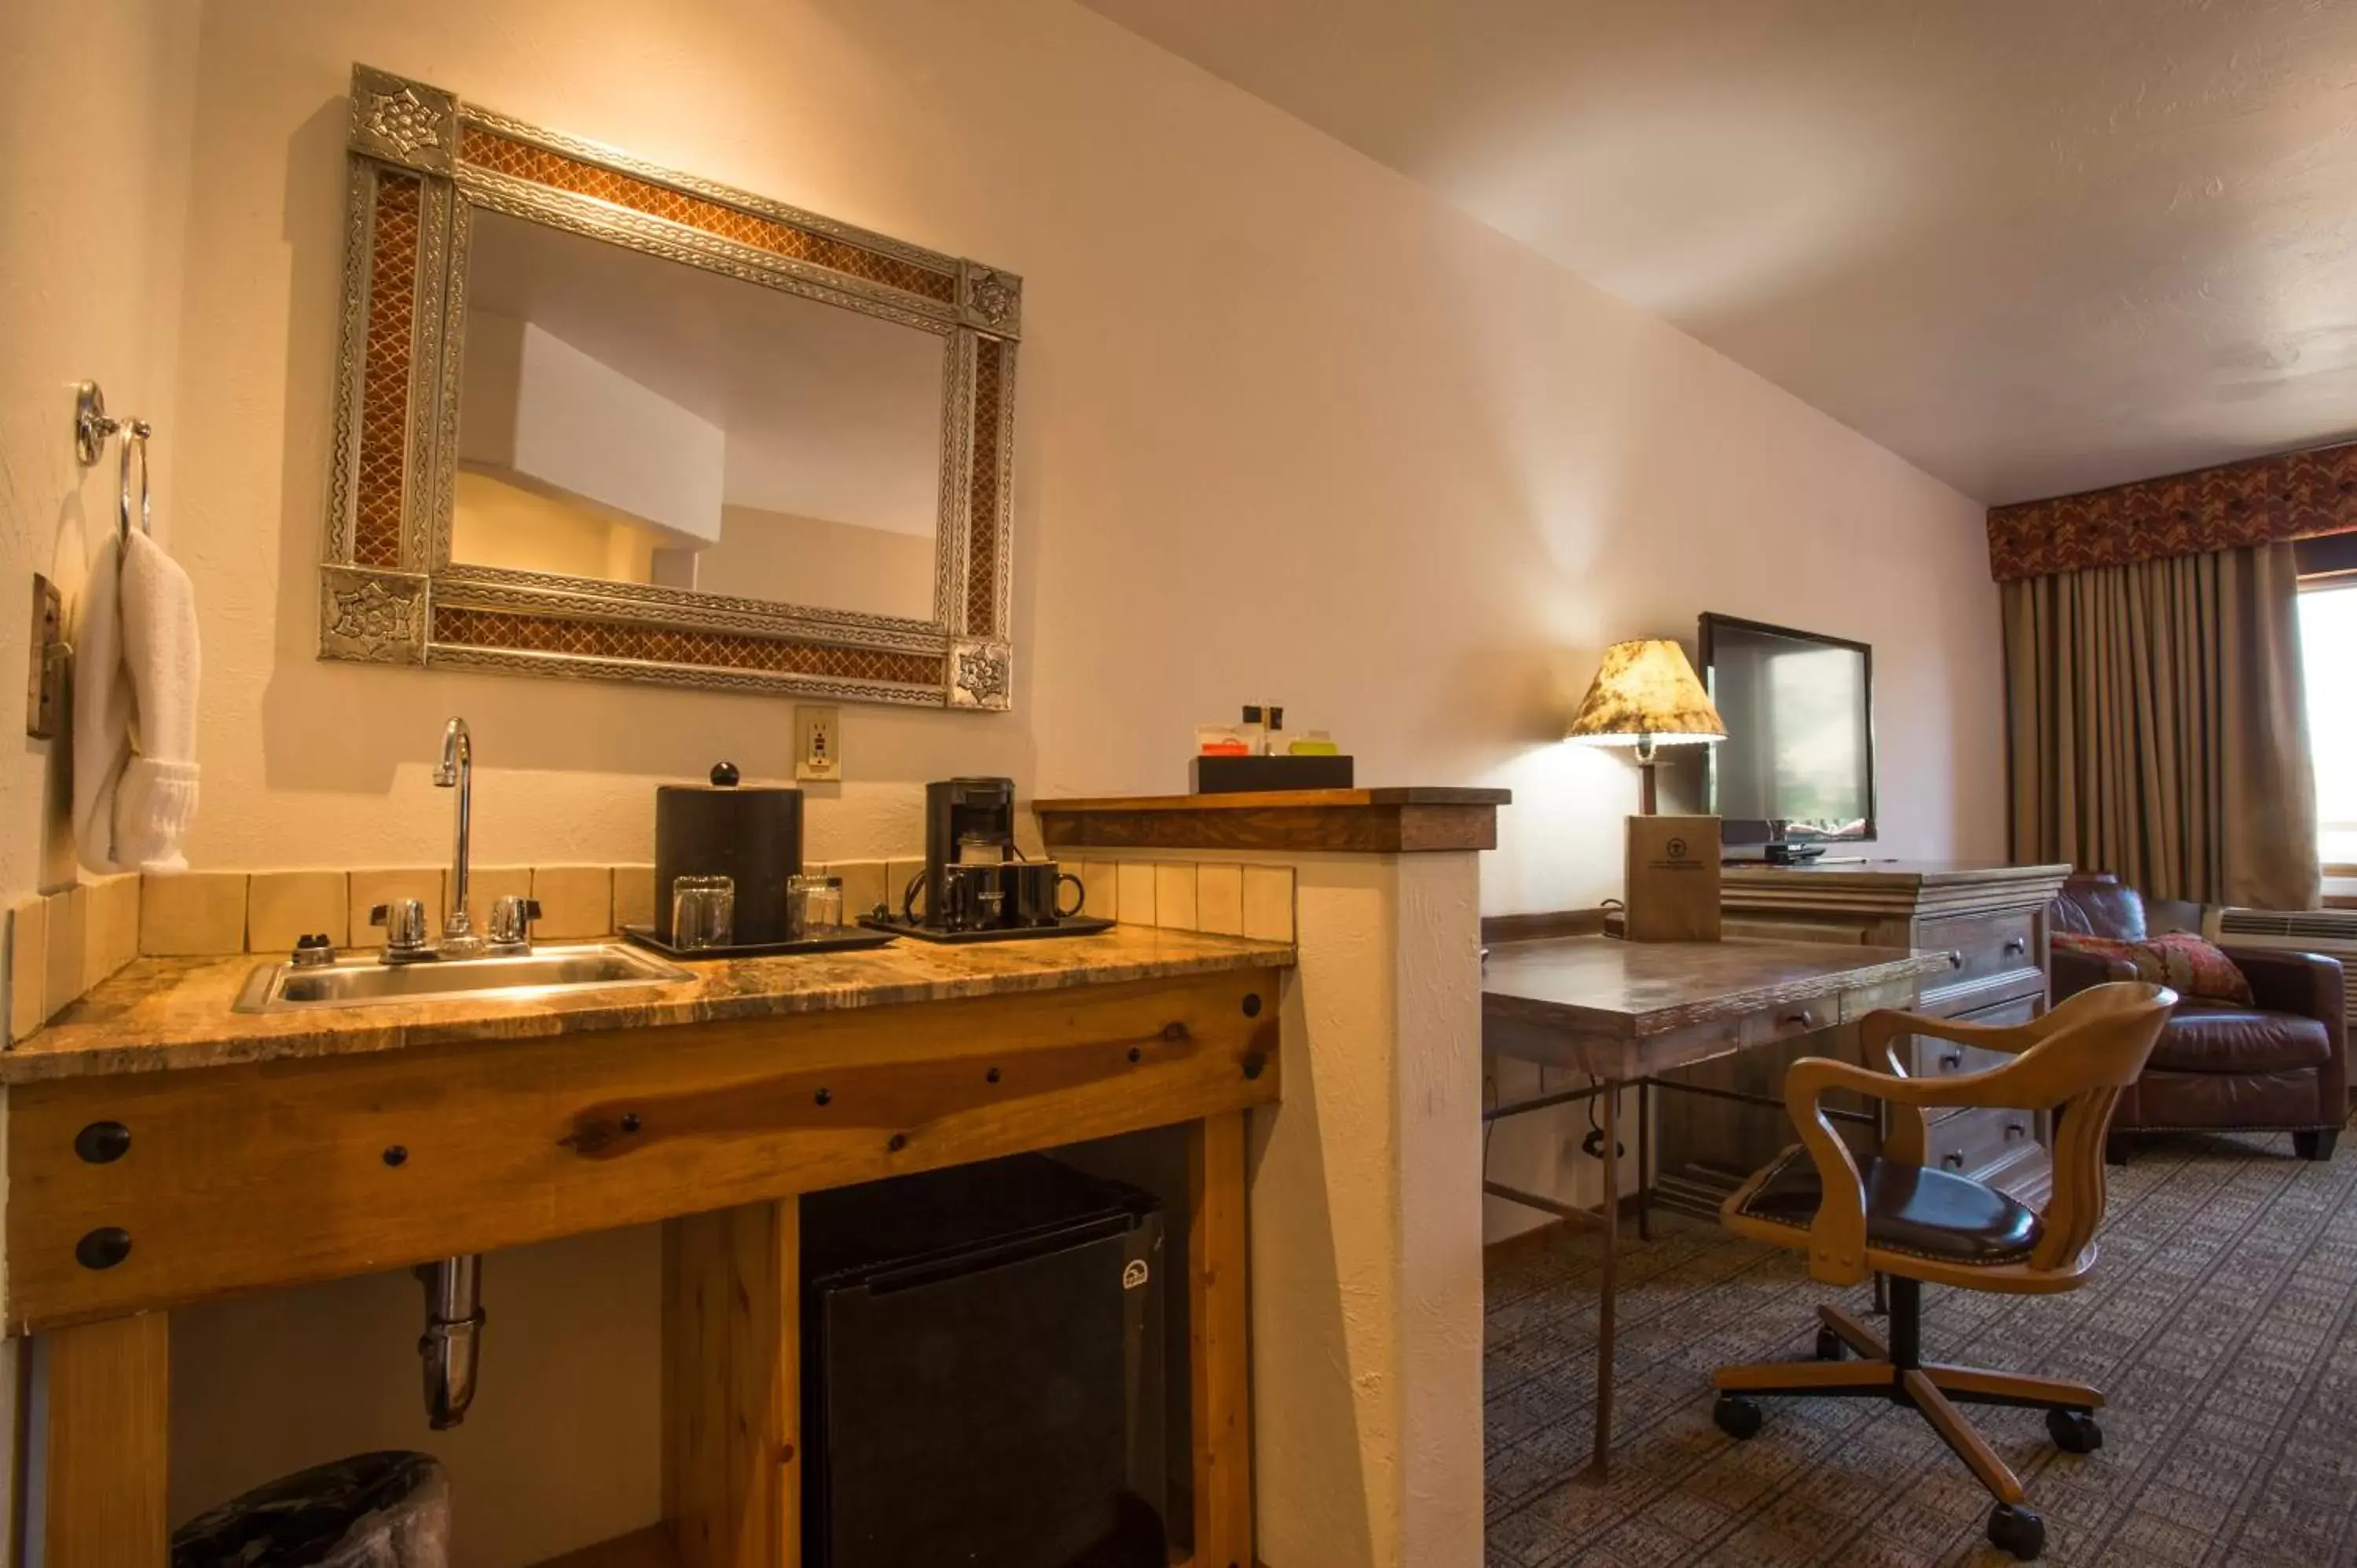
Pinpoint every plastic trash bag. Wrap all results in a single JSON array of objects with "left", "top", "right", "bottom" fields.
[{"left": 170, "top": 1450, "right": 449, "bottom": 1568}]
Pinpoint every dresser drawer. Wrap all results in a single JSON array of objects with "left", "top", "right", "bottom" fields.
[
  {"left": 1918, "top": 911, "right": 2040, "bottom": 1003},
  {"left": 1907, "top": 991, "right": 2039, "bottom": 1086},
  {"left": 1926, "top": 1105, "right": 2040, "bottom": 1181},
  {"left": 1912, "top": 1036, "right": 2014, "bottom": 1082}
]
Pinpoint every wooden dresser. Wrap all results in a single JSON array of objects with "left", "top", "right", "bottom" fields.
[{"left": 1652, "top": 861, "right": 2074, "bottom": 1213}]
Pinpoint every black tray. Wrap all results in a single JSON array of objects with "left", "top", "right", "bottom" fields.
[
  {"left": 619, "top": 922, "right": 898, "bottom": 960},
  {"left": 857, "top": 914, "right": 1117, "bottom": 944}
]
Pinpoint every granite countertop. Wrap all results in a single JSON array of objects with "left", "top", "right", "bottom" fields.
[{"left": 5, "top": 926, "right": 1297, "bottom": 1084}]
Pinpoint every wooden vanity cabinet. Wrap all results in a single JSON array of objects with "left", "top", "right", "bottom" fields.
[
  {"left": 9, "top": 966, "right": 1282, "bottom": 1568},
  {"left": 1651, "top": 862, "right": 2073, "bottom": 1211}
]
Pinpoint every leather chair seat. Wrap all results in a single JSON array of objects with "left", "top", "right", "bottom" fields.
[
  {"left": 2145, "top": 1002, "right": 2331, "bottom": 1074},
  {"left": 1739, "top": 1146, "right": 2043, "bottom": 1265}
]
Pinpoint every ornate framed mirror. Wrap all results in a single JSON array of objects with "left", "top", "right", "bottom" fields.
[{"left": 320, "top": 65, "right": 1019, "bottom": 709}]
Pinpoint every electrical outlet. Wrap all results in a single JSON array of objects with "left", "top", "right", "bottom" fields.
[{"left": 795, "top": 705, "right": 841, "bottom": 782}]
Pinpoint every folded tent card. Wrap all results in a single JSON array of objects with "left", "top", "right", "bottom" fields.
[{"left": 1622, "top": 815, "right": 1723, "bottom": 942}]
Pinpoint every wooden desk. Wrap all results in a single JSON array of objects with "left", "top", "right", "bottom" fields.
[{"left": 1481, "top": 936, "right": 1951, "bottom": 1478}]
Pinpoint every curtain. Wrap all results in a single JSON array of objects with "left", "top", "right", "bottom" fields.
[{"left": 2004, "top": 541, "right": 2319, "bottom": 910}]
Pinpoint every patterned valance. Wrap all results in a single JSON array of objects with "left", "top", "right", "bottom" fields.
[{"left": 1986, "top": 439, "right": 2357, "bottom": 583}]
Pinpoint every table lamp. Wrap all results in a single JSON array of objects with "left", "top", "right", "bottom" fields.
[{"left": 1564, "top": 638, "right": 1727, "bottom": 814}]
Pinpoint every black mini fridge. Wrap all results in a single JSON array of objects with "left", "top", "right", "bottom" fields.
[{"left": 801, "top": 1154, "right": 1168, "bottom": 1567}]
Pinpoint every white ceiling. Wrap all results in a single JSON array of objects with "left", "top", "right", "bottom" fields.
[{"left": 1080, "top": 0, "right": 2357, "bottom": 504}]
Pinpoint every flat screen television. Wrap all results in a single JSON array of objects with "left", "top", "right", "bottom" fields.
[{"left": 1699, "top": 614, "right": 1876, "bottom": 847}]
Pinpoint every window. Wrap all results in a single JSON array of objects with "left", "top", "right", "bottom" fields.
[{"left": 2300, "top": 581, "right": 2357, "bottom": 869}]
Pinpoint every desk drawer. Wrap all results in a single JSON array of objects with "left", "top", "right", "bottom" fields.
[
  {"left": 1928, "top": 1105, "right": 2040, "bottom": 1181},
  {"left": 1919, "top": 911, "right": 2040, "bottom": 1002},
  {"left": 1739, "top": 997, "right": 1840, "bottom": 1046}
]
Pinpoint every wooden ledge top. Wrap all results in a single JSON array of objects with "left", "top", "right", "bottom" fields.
[{"left": 1035, "top": 787, "right": 1512, "bottom": 855}]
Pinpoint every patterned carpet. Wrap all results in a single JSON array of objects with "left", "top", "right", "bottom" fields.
[{"left": 1484, "top": 1127, "right": 2357, "bottom": 1567}]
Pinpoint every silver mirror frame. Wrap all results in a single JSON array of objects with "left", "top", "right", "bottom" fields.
[{"left": 321, "top": 65, "right": 1019, "bottom": 709}]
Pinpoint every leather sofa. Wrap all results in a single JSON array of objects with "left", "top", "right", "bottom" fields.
[{"left": 2049, "top": 874, "right": 2347, "bottom": 1162}]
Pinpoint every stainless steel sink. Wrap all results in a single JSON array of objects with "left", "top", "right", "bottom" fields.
[{"left": 233, "top": 942, "right": 695, "bottom": 1013}]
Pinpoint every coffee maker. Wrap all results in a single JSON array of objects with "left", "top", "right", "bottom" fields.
[
  {"left": 863, "top": 777, "right": 1106, "bottom": 941},
  {"left": 924, "top": 777, "right": 1018, "bottom": 918}
]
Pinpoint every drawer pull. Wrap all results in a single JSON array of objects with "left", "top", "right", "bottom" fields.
[
  {"left": 2003, "top": 937, "right": 2029, "bottom": 956},
  {"left": 2005, "top": 1121, "right": 2028, "bottom": 1141},
  {"left": 1781, "top": 1011, "right": 1813, "bottom": 1028},
  {"left": 1940, "top": 1050, "right": 1964, "bottom": 1071},
  {"left": 1946, "top": 949, "right": 1965, "bottom": 969},
  {"left": 74, "top": 1121, "right": 130, "bottom": 1164},
  {"left": 75, "top": 1228, "right": 131, "bottom": 1271},
  {"left": 1941, "top": 1152, "right": 1966, "bottom": 1171}
]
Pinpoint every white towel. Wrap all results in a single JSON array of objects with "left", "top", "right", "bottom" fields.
[{"left": 72, "top": 530, "right": 202, "bottom": 874}]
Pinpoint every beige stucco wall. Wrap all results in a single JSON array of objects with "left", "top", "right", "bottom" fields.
[
  {"left": 1248, "top": 852, "right": 1488, "bottom": 1565},
  {"left": 0, "top": 0, "right": 196, "bottom": 905},
  {"left": 2, "top": 2, "right": 200, "bottom": 1541},
  {"left": 5, "top": 0, "right": 2012, "bottom": 1560},
  {"left": 149, "top": 0, "right": 1998, "bottom": 888},
  {"left": 1094, "top": 845, "right": 1487, "bottom": 1568}
]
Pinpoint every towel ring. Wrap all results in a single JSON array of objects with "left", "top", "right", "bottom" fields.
[
  {"left": 117, "top": 419, "right": 152, "bottom": 542},
  {"left": 71, "top": 382, "right": 154, "bottom": 544}
]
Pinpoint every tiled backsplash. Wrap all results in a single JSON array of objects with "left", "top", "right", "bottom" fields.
[
  {"left": 137, "top": 865, "right": 655, "bottom": 955},
  {"left": 2, "top": 855, "right": 1297, "bottom": 1044},
  {"left": 4, "top": 874, "right": 141, "bottom": 1042},
  {"left": 1072, "top": 858, "right": 1296, "bottom": 941}
]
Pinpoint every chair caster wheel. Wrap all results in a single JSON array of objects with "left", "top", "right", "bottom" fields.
[
  {"left": 1988, "top": 1503, "right": 2045, "bottom": 1561},
  {"left": 1712, "top": 1394, "right": 1763, "bottom": 1441},
  {"left": 2047, "top": 1406, "right": 2102, "bottom": 1453},
  {"left": 1815, "top": 1326, "right": 1846, "bottom": 1361}
]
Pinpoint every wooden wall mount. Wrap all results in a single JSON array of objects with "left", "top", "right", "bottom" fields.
[{"left": 1036, "top": 787, "right": 1510, "bottom": 855}]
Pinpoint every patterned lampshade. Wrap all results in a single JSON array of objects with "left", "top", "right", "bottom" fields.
[{"left": 1564, "top": 639, "right": 1727, "bottom": 749}]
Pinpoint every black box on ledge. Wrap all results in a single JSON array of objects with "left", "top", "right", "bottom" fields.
[{"left": 1189, "top": 754, "right": 1355, "bottom": 793}]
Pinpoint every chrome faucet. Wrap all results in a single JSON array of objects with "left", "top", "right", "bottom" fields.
[
  {"left": 422, "top": 717, "right": 489, "bottom": 1430},
  {"left": 433, "top": 717, "right": 484, "bottom": 957},
  {"left": 368, "top": 718, "right": 539, "bottom": 965}
]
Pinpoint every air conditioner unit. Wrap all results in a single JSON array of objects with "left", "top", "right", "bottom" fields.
[{"left": 2206, "top": 907, "right": 2357, "bottom": 1031}]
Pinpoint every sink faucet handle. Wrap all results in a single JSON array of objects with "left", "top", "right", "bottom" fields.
[
  {"left": 488, "top": 895, "right": 542, "bottom": 948},
  {"left": 370, "top": 899, "right": 432, "bottom": 961}
]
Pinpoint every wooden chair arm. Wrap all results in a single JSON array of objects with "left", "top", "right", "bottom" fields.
[
  {"left": 1855, "top": 1003, "right": 2104, "bottom": 1164},
  {"left": 1857, "top": 1008, "right": 2053, "bottom": 1071},
  {"left": 1791, "top": 1051, "right": 2065, "bottom": 1116},
  {"left": 1780, "top": 1056, "right": 1873, "bottom": 1286}
]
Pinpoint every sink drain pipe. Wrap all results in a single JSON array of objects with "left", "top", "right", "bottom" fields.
[{"left": 416, "top": 1255, "right": 485, "bottom": 1429}]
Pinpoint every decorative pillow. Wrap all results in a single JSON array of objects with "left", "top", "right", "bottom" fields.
[{"left": 2051, "top": 930, "right": 2254, "bottom": 1005}]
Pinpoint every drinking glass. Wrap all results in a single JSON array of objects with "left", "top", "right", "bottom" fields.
[
  {"left": 670, "top": 874, "right": 735, "bottom": 951},
  {"left": 788, "top": 874, "right": 843, "bottom": 936}
]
